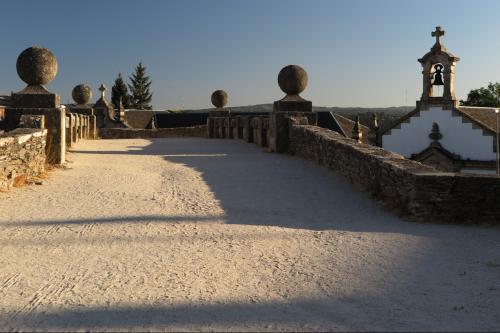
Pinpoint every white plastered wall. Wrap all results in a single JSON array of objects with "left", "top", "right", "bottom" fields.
[{"left": 382, "top": 106, "right": 495, "bottom": 161}]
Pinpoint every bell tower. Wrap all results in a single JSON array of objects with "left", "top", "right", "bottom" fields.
[{"left": 417, "top": 26, "right": 460, "bottom": 110}]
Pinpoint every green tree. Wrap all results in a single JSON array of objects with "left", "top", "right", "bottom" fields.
[
  {"left": 460, "top": 82, "right": 500, "bottom": 107},
  {"left": 111, "top": 73, "right": 131, "bottom": 109},
  {"left": 128, "top": 62, "right": 153, "bottom": 110}
]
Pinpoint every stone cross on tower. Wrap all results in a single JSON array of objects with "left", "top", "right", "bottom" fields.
[
  {"left": 432, "top": 26, "right": 445, "bottom": 45},
  {"left": 99, "top": 84, "right": 106, "bottom": 99}
]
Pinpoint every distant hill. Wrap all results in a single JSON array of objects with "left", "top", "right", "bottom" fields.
[
  {"left": 178, "top": 104, "right": 414, "bottom": 130},
  {"left": 179, "top": 104, "right": 273, "bottom": 113}
]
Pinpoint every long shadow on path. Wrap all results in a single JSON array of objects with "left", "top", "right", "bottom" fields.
[
  {"left": 136, "top": 138, "right": 497, "bottom": 237},
  {"left": 2, "top": 138, "right": 499, "bottom": 331},
  {"left": 72, "top": 137, "right": 499, "bottom": 238}
]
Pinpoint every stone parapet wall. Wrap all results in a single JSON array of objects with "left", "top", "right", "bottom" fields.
[
  {"left": 65, "top": 112, "right": 97, "bottom": 148},
  {"left": 99, "top": 125, "right": 207, "bottom": 139},
  {"left": 5, "top": 107, "right": 66, "bottom": 164},
  {"left": 289, "top": 124, "right": 500, "bottom": 223},
  {"left": 209, "top": 115, "right": 271, "bottom": 148},
  {"left": 410, "top": 172, "right": 500, "bottom": 223},
  {"left": 0, "top": 128, "right": 47, "bottom": 191}
]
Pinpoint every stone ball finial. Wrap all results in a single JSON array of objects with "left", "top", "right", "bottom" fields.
[
  {"left": 278, "top": 65, "right": 308, "bottom": 95},
  {"left": 72, "top": 84, "right": 92, "bottom": 105},
  {"left": 16, "top": 46, "right": 58, "bottom": 86},
  {"left": 211, "top": 90, "right": 228, "bottom": 108}
]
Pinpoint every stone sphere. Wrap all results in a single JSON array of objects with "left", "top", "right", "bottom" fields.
[
  {"left": 277, "top": 65, "right": 308, "bottom": 95},
  {"left": 211, "top": 90, "right": 228, "bottom": 108},
  {"left": 16, "top": 46, "right": 58, "bottom": 86},
  {"left": 72, "top": 84, "right": 92, "bottom": 105}
]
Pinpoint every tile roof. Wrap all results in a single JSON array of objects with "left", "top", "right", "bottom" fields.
[
  {"left": 332, "top": 113, "right": 370, "bottom": 140},
  {"left": 383, "top": 105, "right": 500, "bottom": 136},
  {"left": 456, "top": 106, "right": 499, "bottom": 134},
  {"left": 124, "top": 110, "right": 155, "bottom": 129}
]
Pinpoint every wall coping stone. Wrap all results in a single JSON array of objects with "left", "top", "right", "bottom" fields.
[{"left": 0, "top": 129, "right": 47, "bottom": 147}]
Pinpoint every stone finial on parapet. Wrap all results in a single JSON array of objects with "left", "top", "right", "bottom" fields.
[
  {"left": 352, "top": 115, "right": 363, "bottom": 143},
  {"left": 72, "top": 84, "right": 92, "bottom": 106},
  {"left": 372, "top": 113, "right": 381, "bottom": 146},
  {"left": 16, "top": 46, "right": 58, "bottom": 91},
  {"left": 70, "top": 84, "right": 97, "bottom": 139},
  {"left": 208, "top": 90, "right": 230, "bottom": 138},
  {"left": 211, "top": 90, "right": 228, "bottom": 109},
  {"left": 12, "top": 46, "right": 60, "bottom": 108},
  {"left": 209, "top": 90, "right": 230, "bottom": 117},
  {"left": 117, "top": 96, "right": 126, "bottom": 122},
  {"left": 273, "top": 65, "right": 312, "bottom": 112},
  {"left": 372, "top": 113, "right": 379, "bottom": 130},
  {"left": 269, "top": 65, "right": 315, "bottom": 153}
]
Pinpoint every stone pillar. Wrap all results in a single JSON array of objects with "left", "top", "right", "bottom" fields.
[
  {"left": 75, "top": 114, "right": 81, "bottom": 141},
  {"left": 80, "top": 115, "right": 85, "bottom": 139},
  {"left": 237, "top": 116, "right": 244, "bottom": 139},
  {"left": 5, "top": 46, "right": 66, "bottom": 164},
  {"left": 65, "top": 114, "right": 71, "bottom": 147},
  {"left": 84, "top": 116, "right": 89, "bottom": 139},
  {"left": 268, "top": 65, "right": 316, "bottom": 153},
  {"left": 85, "top": 116, "right": 89, "bottom": 138},
  {"left": 253, "top": 117, "right": 266, "bottom": 147},
  {"left": 217, "top": 118, "right": 224, "bottom": 138},
  {"left": 231, "top": 117, "right": 240, "bottom": 139},
  {"left": 225, "top": 117, "right": 233, "bottom": 139},
  {"left": 241, "top": 116, "right": 253, "bottom": 143},
  {"left": 261, "top": 118, "right": 269, "bottom": 147},
  {"left": 85, "top": 116, "right": 90, "bottom": 138},
  {"left": 54, "top": 108, "right": 65, "bottom": 164},
  {"left": 208, "top": 90, "right": 229, "bottom": 138},
  {"left": 207, "top": 117, "right": 214, "bottom": 138},
  {"left": 352, "top": 115, "right": 363, "bottom": 143},
  {"left": 71, "top": 114, "right": 77, "bottom": 143},
  {"left": 89, "top": 115, "right": 97, "bottom": 139}
]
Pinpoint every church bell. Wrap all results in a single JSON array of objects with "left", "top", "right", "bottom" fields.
[{"left": 432, "top": 64, "right": 445, "bottom": 86}]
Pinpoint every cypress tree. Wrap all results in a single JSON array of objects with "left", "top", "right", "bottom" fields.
[
  {"left": 111, "top": 73, "right": 131, "bottom": 109},
  {"left": 128, "top": 62, "right": 153, "bottom": 110}
]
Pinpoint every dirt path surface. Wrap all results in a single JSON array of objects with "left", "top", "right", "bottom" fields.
[{"left": 0, "top": 138, "right": 499, "bottom": 332}]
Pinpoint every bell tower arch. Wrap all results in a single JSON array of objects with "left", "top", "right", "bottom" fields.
[{"left": 418, "top": 26, "right": 460, "bottom": 110}]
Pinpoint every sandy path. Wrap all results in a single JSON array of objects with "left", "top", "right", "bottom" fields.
[{"left": 0, "top": 138, "right": 499, "bottom": 332}]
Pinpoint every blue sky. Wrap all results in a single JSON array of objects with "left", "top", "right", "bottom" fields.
[{"left": 1, "top": 0, "right": 499, "bottom": 109}]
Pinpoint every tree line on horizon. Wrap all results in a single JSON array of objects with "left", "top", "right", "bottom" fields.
[
  {"left": 460, "top": 82, "right": 500, "bottom": 108},
  {"left": 111, "top": 62, "right": 153, "bottom": 110}
]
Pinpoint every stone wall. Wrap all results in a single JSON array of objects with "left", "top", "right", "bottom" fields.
[
  {"left": 5, "top": 107, "right": 66, "bottom": 164},
  {"left": 65, "top": 112, "right": 97, "bottom": 148},
  {"left": 209, "top": 115, "right": 271, "bottom": 147},
  {"left": 289, "top": 124, "right": 500, "bottom": 224},
  {"left": 99, "top": 125, "right": 207, "bottom": 139},
  {"left": 0, "top": 128, "right": 47, "bottom": 191}
]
